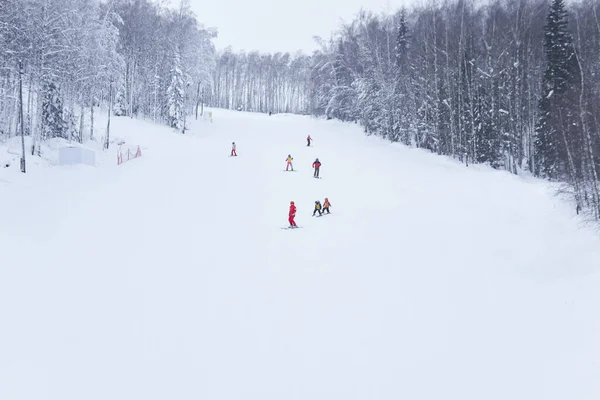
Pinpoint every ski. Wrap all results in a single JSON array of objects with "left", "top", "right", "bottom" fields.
[{"left": 281, "top": 226, "right": 302, "bottom": 229}]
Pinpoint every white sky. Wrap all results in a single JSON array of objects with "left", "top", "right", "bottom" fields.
[{"left": 183, "top": 0, "right": 409, "bottom": 54}]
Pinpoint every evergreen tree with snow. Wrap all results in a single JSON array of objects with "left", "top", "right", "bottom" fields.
[
  {"left": 395, "top": 10, "right": 409, "bottom": 70},
  {"left": 41, "top": 80, "right": 66, "bottom": 140},
  {"left": 166, "top": 51, "right": 185, "bottom": 130},
  {"left": 113, "top": 86, "right": 128, "bottom": 116},
  {"left": 327, "top": 41, "right": 356, "bottom": 121},
  {"left": 357, "top": 71, "right": 385, "bottom": 136},
  {"left": 393, "top": 10, "right": 411, "bottom": 144},
  {"left": 534, "top": 0, "right": 581, "bottom": 179},
  {"left": 473, "top": 85, "right": 498, "bottom": 165},
  {"left": 64, "top": 109, "right": 80, "bottom": 143}
]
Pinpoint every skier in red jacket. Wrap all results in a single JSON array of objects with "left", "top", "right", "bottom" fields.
[
  {"left": 307, "top": 135, "right": 312, "bottom": 146},
  {"left": 312, "top": 158, "right": 321, "bottom": 178},
  {"left": 288, "top": 201, "right": 298, "bottom": 228}
]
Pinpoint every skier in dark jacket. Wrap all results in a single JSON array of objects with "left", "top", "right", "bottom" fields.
[{"left": 312, "top": 200, "right": 322, "bottom": 216}]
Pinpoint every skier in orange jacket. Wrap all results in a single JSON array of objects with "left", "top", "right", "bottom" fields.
[{"left": 323, "top": 197, "right": 331, "bottom": 214}]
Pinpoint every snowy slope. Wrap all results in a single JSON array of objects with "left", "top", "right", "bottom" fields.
[{"left": 1, "top": 109, "right": 599, "bottom": 400}]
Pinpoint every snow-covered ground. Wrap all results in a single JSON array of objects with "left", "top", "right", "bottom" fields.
[{"left": 1, "top": 108, "right": 599, "bottom": 400}]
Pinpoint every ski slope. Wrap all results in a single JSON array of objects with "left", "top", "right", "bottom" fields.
[{"left": 1, "top": 108, "right": 599, "bottom": 400}]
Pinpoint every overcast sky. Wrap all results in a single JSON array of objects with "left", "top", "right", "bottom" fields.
[{"left": 183, "top": 0, "right": 408, "bottom": 54}]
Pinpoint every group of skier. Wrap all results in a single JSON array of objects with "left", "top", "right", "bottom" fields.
[
  {"left": 286, "top": 136, "right": 331, "bottom": 228},
  {"left": 228, "top": 136, "right": 331, "bottom": 229},
  {"left": 230, "top": 142, "right": 321, "bottom": 178},
  {"left": 312, "top": 198, "right": 331, "bottom": 216},
  {"left": 288, "top": 198, "right": 332, "bottom": 227},
  {"left": 284, "top": 155, "right": 320, "bottom": 178}
]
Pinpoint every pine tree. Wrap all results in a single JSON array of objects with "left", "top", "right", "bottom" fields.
[
  {"left": 473, "top": 85, "right": 499, "bottom": 165},
  {"left": 64, "top": 109, "right": 80, "bottom": 143},
  {"left": 167, "top": 51, "right": 185, "bottom": 130},
  {"left": 395, "top": 10, "right": 409, "bottom": 70},
  {"left": 534, "top": 0, "right": 581, "bottom": 178},
  {"left": 113, "top": 86, "right": 127, "bottom": 116},
  {"left": 393, "top": 10, "right": 411, "bottom": 144},
  {"left": 357, "top": 71, "right": 385, "bottom": 135},
  {"left": 41, "top": 80, "right": 66, "bottom": 140},
  {"left": 327, "top": 41, "right": 356, "bottom": 121}
]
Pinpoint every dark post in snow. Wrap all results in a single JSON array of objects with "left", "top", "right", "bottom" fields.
[
  {"left": 200, "top": 87, "right": 204, "bottom": 117},
  {"left": 195, "top": 81, "right": 201, "bottom": 120},
  {"left": 310, "top": 78, "right": 315, "bottom": 118},
  {"left": 183, "top": 81, "right": 190, "bottom": 134},
  {"left": 105, "top": 81, "right": 112, "bottom": 150},
  {"left": 182, "top": 88, "right": 186, "bottom": 134},
  {"left": 18, "top": 60, "right": 26, "bottom": 173}
]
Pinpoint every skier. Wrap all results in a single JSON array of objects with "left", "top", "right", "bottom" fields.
[
  {"left": 312, "top": 158, "right": 321, "bottom": 178},
  {"left": 231, "top": 142, "right": 237, "bottom": 156},
  {"left": 288, "top": 201, "right": 298, "bottom": 228},
  {"left": 286, "top": 154, "right": 294, "bottom": 171},
  {"left": 312, "top": 200, "right": 322, "bottom": 216},
  {"left": 323, "top": 197, "right": 331, "bottom": 214},
  {"left": 307, "top": 135, "right": 312, "bottom": 146}
]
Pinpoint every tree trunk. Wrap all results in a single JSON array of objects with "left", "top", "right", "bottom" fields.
[
  {"left": 195, "top": 81, "right": 201, "bottom": 120},
  {"left": 90, "top": 95, "right": 94, "bottom": 140}
]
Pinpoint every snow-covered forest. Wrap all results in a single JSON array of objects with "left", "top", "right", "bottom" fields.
[
  {"left": 3, "top": 0, "right": 600, "bottom": 218},
  {"left": 0, "top": 0, "right": 215, "bottom": 147},
  {"left": 209, "top": 49, "right": 313, "bottom": 114},
  {"left": 213, "top": 0, "right": 600, "bottom": 219}
]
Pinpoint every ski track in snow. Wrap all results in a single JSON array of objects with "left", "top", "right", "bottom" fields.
[{"left": 1, "top": 109, "right": 600, "bottom": 400}]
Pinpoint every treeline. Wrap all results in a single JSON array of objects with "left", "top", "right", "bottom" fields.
[
  {"left": 3, "top": 0, "right": 599, "bottom": 218},
  {"left": 217, "top": 0, "right": 600, "bottom": 219},
  {"left": 209, "top": 49, "right": 313, "bottom": 114},
  {"left": 0, "top": 0, "right": 215, "bottom": 149}
]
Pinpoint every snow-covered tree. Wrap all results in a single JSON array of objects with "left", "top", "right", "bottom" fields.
[
  {"left": 534, "top": 0, "right": 581, "bottom": 179},
  {"left": 113, "top": 86, "right": 128, "bottom": 116},
  {"left": 166, "top": 51, "right": 185, "bottom": 130},
  {"left": 63, "top": 108, "right": 79, "bottom": 143},
  {"left": 41, "top": 80, "right": 66, "bottom": 140}
]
